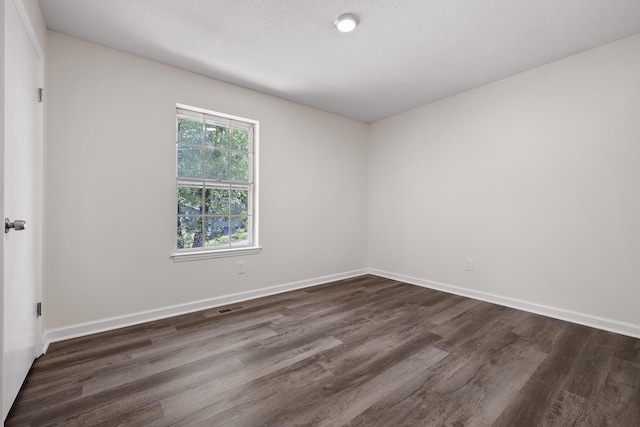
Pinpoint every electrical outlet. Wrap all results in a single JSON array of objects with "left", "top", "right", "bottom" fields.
[
  {"left": 465, "top": 259, "right": 474, "bottom": 271},
  {"left": 237, "top": 261, "right": 245, "bottom": 274}
]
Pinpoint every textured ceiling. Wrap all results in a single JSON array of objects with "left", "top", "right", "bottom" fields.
[{"left": 39, "top": 0, "right": 640, "bottom": 122}]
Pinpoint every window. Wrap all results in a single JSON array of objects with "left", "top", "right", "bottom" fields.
[{"left": 174, "top": 105, "right": 259, "bottom": 260}]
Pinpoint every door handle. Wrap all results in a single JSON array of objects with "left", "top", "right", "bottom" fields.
[{"left": 5, "top": 218, "right": 26, "bottom": 233}]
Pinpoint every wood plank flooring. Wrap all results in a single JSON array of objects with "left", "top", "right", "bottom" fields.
[{"left": 6, "top": 275, "right": 640, "bottom": 426}]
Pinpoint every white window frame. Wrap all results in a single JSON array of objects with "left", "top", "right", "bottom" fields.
[{"left": 172, "top": 104, "right": 260, "bottom": 262}]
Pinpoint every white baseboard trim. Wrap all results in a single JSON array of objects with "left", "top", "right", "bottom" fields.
[
  {"left": 42, "top": 269, "right": 368, "bottom": 353},
  {"left": 42, "top": 267, "right": 640, "bottom": 354},
  {"left": 368, "top": 268, "right": 640, "bottom": 340}
]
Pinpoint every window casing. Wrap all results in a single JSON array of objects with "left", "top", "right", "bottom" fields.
[{"left": 174, "top": 105, "right": 259, "bottom": 260}]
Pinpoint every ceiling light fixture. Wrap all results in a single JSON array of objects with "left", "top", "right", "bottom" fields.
[{"left": 334, "top": 13, "right": 359, "bottom": 33}]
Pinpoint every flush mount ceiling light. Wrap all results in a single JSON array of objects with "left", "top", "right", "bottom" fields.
[{"left": 334, "top": 13, "right": 359, "bottom": 33}]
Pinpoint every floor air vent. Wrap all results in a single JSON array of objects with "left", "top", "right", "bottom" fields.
[{"left": 218, "top": 305, "right": 245, "bottom": 314}]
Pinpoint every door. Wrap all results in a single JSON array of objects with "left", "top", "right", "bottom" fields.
[{"left": 2, "top": 0, "right": 44, "bottom": 419}]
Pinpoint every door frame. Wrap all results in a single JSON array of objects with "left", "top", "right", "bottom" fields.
[{"left": 1, "top": 0, "right": 46, "bottom": 416}]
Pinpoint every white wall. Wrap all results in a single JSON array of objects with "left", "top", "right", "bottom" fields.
[
  {"left": 369, "top": 34, "right": 640, "bottom": 328},
  {"left": 45, "top": 32, "right": 368, "bottom": 330},
  {"left": 46, "top": 29, "right": 640, "bottom": 336}
]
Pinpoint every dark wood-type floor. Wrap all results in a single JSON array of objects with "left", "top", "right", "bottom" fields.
[{"left": 7, "top": 275, "right": 640, "bottom": 426}]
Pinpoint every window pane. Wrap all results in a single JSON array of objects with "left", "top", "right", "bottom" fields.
[
  {"left": 230, "top": 152, "right": 249, "bottom": 181},
  {"left": 176, "top": 107, "right": 256, "bottom": 253},
  {"left": 205, "top": 125, "right": 229, "bottom": 148},
  {"left": 230, "top": 216, "right": 249, "bottom": 246},
  {"left": 204, "top": 148, "right": 229, "bottom": 180},
  {"left": 177, "top": 216, "right": 203, "bottom": 249},
  {"left": 231, "top": 128, "right": 249, "bottom": 151},
  {"left": 230, "top": 187, "right": 249, "bottom": 214},
  {"left": 177, "top": 145, "right": 202, "bottom": 178},
  {"left": 205, "top": 186, "right": 229, "bottom": 215},
  {"left": 178, "top": 118, "right": 203, "bottom": 145},
  {"left": 177, "top": 186, "right": 203, "bottom": 214},
  {"left": 205, "top": 216, "right": 230, "bottom": 247}
]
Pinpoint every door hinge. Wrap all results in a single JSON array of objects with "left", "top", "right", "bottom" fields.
[
  {"left": 38, "top": 88, "right": 43, "bottom": 103},
  {"left": 36, "top": 302, "right": 42, "bottom": 317}
]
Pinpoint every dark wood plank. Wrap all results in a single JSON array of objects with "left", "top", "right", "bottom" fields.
[
  {"left": 491, "top": 325, "right": 593, "bottom": 426},
  {"left": 565, "top": 330, "right": 617, "bottom": 400},
  {"left": 347, "top": 321, "right": 519, "bottom": 426},
  {"left": 593, "top": 356, "right": 640, "bottom": 426},
  {"left": 155, "top": 358, "right": 334, "bottom": 426}
]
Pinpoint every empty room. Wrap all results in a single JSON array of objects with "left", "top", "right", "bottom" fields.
[{"left": 2, "top": 0, "right": 640, "bottom": 425}]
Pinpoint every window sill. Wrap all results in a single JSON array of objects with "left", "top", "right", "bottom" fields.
[{"left": 172, "top": 246, "right": 262, "bottom": 262}]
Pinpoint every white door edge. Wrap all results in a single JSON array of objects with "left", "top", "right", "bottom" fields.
[{"left": 11, "top": 0, "right": 45, "bottom": 357}]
